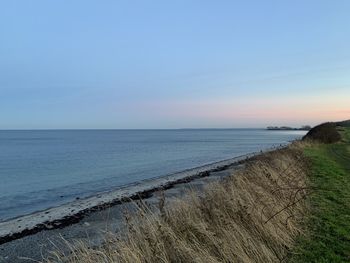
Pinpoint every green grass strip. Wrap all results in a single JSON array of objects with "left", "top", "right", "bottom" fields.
[{"left": 291, "top": 128, "right": 350, "bottom": 262}]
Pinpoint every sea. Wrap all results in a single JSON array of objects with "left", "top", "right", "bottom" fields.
[{"left": 0, "top": 129, "right": 306, "bottom": 222}]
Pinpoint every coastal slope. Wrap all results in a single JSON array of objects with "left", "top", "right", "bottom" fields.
[
  {"left": 45, "top": 121, "right": 350, "bottom": 262},
  {"left": 45, "top": 143, "right": 309, "bottom": 262}
]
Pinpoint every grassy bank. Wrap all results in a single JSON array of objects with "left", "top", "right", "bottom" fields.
[
  {"left": 46, "top": 145, "right": 309, "bottom": 263},
  {"left": 44, "top": 124, "right": 350, "bottom": 262},
  {"left": 291, "top": 127, "right": 350, "bottom": 262}
]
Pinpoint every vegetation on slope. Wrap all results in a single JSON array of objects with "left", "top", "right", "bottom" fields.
[
  {"left": 292, "top": 126, "right": 350, "bottom": 262},
  {"left": 337, "top": 119, "right": 350, "bottom": 127},
  {"left": 303, "top": 122, "right": 341, "bottom": 144},
  {"left": 46, "top": 146, "right": 309, "bottom": 263},
  {"left": 45, "top": 121, "right": 350, "bottom": 262}
]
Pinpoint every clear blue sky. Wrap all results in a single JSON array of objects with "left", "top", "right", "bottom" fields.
[{"left": 1, "top": 1, "right": 349, "bottom": 129}]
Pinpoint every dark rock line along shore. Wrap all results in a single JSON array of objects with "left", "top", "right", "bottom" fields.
[{"left": 0, "top": 146, "right": 284, "bottom": 246}]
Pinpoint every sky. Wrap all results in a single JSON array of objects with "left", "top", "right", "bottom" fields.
[{"left": 0, "top": 0, "right": 349, "bottom": 129}]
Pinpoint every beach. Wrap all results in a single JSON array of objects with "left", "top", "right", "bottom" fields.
[
  {"left": 0, "top": 129, "right": 307, "bottom": 262},
  {"left": 0, "top": 151, "right": 261, "bottom": 262},
  {"left": 0, "top": 129, "right": 304, "bottom": 222}
]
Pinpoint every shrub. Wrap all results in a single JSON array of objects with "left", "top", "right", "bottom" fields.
[{"left": 303, "top": 122, "right": 341, "bottom": 144}]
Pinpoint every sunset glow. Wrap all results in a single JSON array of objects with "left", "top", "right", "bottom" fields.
[{"left": 0, "top": 1, "right": 349, "bottom": 128}]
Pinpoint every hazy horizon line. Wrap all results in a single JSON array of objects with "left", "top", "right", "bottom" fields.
[{"left": 0, "top": 126, "right": 308, "bottom": 131}]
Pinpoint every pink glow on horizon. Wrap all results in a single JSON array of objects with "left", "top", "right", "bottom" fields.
[{"left": 133, "top": 96, "right": 349, "bottom": 127}]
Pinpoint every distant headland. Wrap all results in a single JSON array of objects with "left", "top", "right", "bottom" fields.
[{"left": 266, "top": 125, "right": 311, "bottom": 131}]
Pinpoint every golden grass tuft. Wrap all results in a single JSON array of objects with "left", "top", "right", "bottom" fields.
[{"left": 45, "top": 143, "right": 309, "bottom": 263}]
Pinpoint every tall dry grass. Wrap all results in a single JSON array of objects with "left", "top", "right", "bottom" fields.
[{"left": 45, "top": 142, "right": 310, "bottom": 263}]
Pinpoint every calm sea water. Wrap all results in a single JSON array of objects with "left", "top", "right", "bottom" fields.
[{"left": 0, "top": 129, "right": 306, "bottom": 221}]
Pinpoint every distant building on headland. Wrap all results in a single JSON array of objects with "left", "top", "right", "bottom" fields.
[{"left": 266, "top": 125, "right": 311, "bottom": 131}]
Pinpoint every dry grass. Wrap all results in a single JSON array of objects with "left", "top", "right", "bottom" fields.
[{"left": 45, "top": 142, "right": 310, "bottom": 263}]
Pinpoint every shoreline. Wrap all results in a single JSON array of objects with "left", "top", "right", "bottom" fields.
[{"left": 0, "top": 146, "right": 283, "bottom": 245}]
